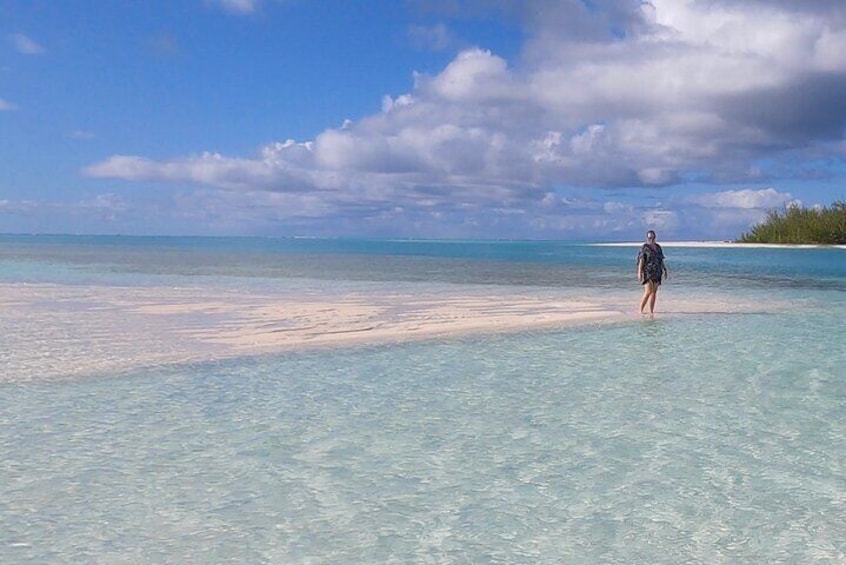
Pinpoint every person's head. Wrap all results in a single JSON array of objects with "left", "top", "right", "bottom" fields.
[{"left": 646, "top": 230, "right": 656, "bottom": 242}]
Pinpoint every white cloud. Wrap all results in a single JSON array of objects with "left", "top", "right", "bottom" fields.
[
  {"left": 650, "top": 0, "right": 845, "bottom": 74},
  {"left": 8, "top": 33, "right": 45, "bottom": 55},
  {"left": 426, "top": 49, "right": 522, "bottom": 103},
  {"left": 690, "top": 188, "right": 799, "bottom": 209},
  {"left": 83, "top": 1, "right": 846, "bottom": 238},
  {"left": 85, "top": 153, "right": 304, "bottom": 192},
  {"left": 0, "top": 98, "right": 17, "bottom": 111}
]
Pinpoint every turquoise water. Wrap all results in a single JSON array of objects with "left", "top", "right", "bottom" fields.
[{"left": 1, "top": 236, "right": 845, "bottom": 563}]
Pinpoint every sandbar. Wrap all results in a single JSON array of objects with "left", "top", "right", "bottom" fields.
[{"left": 0, "top": 282, "right": 762, "bottom": 381}]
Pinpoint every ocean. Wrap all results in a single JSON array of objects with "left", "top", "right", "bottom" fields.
[{"left": 1, "top": 235, "right": 844, "bottom": 563}]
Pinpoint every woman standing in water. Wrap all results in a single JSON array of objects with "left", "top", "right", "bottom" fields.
[{"left": 637, "top": 230, "right": 669, "bottom": 314}]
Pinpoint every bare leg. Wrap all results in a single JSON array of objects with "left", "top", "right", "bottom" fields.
[
  {"left": 648, "top": 287, "right": 658, "bottom": 313},
  {"left": 639, "top": 283, "right": 653, "bottom": 314}
]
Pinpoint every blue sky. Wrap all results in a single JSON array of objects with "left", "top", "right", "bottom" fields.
[{"left": 2, "top": 0, "right": 845, "bottom": 240}]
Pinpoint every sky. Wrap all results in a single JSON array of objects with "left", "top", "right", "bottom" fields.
[{"left": 2, "top": 0, "right": 845, "bottom": 241}]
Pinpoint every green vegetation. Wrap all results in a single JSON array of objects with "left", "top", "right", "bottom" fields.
[{"left": 737, "top": 200, "right": 846, "bottom": 244}]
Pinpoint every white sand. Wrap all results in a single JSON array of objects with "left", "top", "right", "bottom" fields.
[
  {"left": 595, "top": 241, "right": 846, "bottom": 249},
  {"left": 0, "top": 282, "right": 766, "bottom": 380}
]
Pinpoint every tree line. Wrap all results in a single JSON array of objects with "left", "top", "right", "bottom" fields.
[{"left": 737, "top": 200, "right": 846, "bottom": 244}]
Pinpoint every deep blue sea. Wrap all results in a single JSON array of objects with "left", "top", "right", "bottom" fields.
[{"left": 1, "top": 235, "right": 844, "bottom": 563}]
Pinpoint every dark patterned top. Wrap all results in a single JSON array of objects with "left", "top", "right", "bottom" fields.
[{"left": 638, "top": 243, "right": 665, "bottom": 285}]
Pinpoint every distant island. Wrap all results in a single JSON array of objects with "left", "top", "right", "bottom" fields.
[{"left": 737, "top": 200, "right": 846, "bottom": 244}]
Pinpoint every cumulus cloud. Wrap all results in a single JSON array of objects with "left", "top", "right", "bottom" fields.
[
  {"left": 690, "top": 188, "right": 800, "bottom": 210},
  {"left": 84, "top": 0, "right": 846, "bottom": 238},
  {"left": 8, "top": 33, "right": 45, "bottom": 55}
]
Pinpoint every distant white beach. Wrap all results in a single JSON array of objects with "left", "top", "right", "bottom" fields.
[{"left": 594, "top": 241, "right": 846, "bottom": 249}]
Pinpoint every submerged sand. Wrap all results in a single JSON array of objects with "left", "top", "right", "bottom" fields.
[{"left": 0, "top": 282, "right": 761, "bottom": 380}]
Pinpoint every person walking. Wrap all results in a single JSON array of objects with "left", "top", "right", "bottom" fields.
[{"left": 637, "top": 230, "right": 669, "bottom": 314}]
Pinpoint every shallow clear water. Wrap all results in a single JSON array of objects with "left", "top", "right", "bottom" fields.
[{"left": 1, "top": 236, "right": 845, "bottom": 563}]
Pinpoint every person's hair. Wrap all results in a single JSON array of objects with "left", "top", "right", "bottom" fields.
[{"left": 646, "top": 230, "right": 656, "bottom": 238}]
